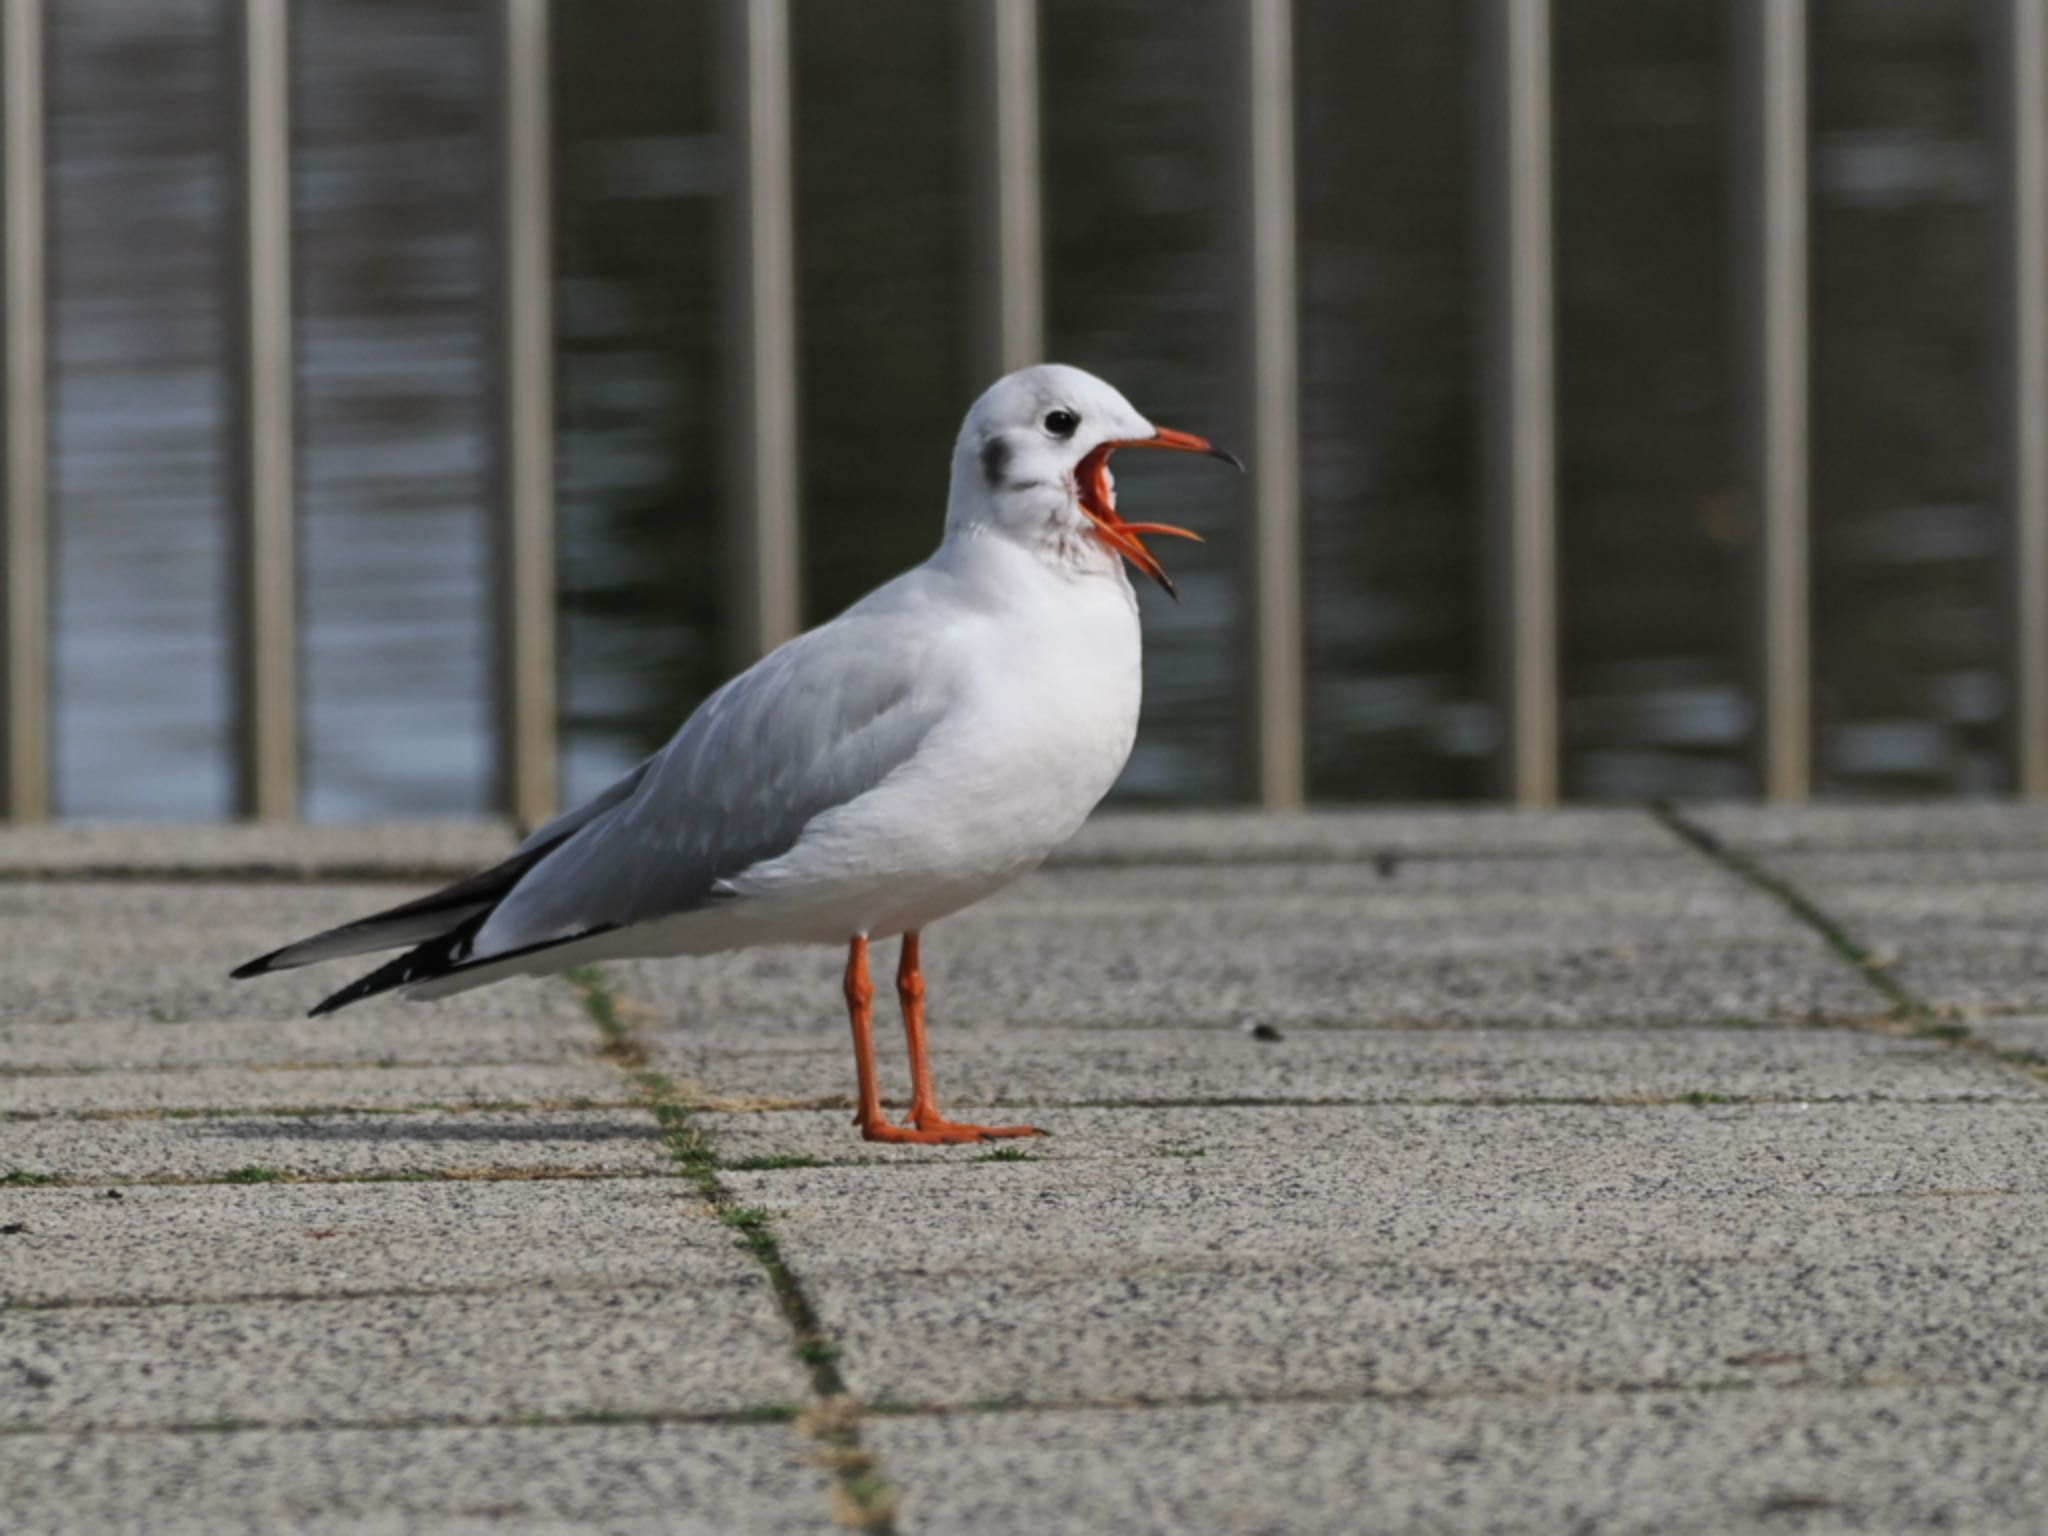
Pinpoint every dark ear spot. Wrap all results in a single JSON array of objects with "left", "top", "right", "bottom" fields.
[{"left": 979, "top": 434, "right": 1012, "bottom": 489}]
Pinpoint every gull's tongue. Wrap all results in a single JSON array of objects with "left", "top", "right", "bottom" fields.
[{"left": 1075, "top": 444, "right": 1202, "bottom": 601}]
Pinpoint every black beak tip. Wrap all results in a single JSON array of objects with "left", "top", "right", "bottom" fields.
[{"left": 1209, "top": 444, "right": 1246, "bottom": 473}]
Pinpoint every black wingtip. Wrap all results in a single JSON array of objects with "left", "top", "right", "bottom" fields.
[
  {"left": 230, "top": 952, "right": 281, "bottom": 981},
  {"left": 308, "top": 965, "right": 402, "bottom": 1017},
  {"left": 306, "top": 949, "right": 431, "bottom": 1018}
]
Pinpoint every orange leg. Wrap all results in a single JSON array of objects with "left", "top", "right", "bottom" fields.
[
  {"left": 843, "top": 937, "right": 889, "bottom": 1135},
  {"left": 891, "top": 932, "right": 1044, "bottom": 1142},
  {"left": 843, "top": 933, "right": 1045, "bottom": 1144}
]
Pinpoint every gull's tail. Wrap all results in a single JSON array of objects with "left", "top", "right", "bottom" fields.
[
  {"left": 229, "top": 760, "right": 654, "bottom": 1015},
  {"left": 229, "top": 841, "right": 556, "bottom": 1015}
]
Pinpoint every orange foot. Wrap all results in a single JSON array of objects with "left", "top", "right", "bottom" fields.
[{"left": 854, "top": 1113, "right": 1048, "bottom": 1145}]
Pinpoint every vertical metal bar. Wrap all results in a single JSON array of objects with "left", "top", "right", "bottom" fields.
[
  {"left": 492, "top": 0, "right": 557, "bottom": 827},
  {"left": 968, "top": 0, "right": 1044, "bottom": 377},
  {"left": 1995, "top": 0, "right": 2048, "bottom": 797},
  {"left": 1736, "top": 0, "right": 1810, "bottom": 801},
  {"left": 0, "top": 0, "right": 48, "bottom": 822},
  {"left": 722, "top": 0, "right": 801, "bottom": 664},
  {"left": 1478, "top": 0, "right": 1559, "bottom": 807},
  {"left": 1237, "top": 0, "right": 1306, "bottom": 810},
  {"left": 228, "top": 0, "right": 298, "bottom": 820}
]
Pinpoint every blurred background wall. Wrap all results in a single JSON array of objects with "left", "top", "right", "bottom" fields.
[{"left": 3, "top": 0, "right": 2023, "bottom": 818}]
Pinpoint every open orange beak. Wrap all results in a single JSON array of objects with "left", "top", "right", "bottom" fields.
[{"left": 1075, "top": 427, "right": 1244, "bottom": 600}]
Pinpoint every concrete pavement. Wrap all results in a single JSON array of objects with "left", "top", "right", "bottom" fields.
[{"left": 3, "top": 806, "right": 2045, "bottom": 1533}]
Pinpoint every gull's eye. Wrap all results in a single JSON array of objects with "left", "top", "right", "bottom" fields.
[{"left": 1043, "top": 408, "right": 1080, "bottom": 439}]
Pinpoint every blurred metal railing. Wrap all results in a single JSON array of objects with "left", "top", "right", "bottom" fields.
[
  {"left": 1, "top": 0, "right": 48, "bottom": 822},
  {"left": 492, "top": 0, "right": 558, "bottom": 830},
  {"left": 1479, "top": 0, "right": 1559, "bottom": 807},
  {"left": 1997, "top": 0, "right": 2048, "bottom": 798},
  {"left": 6, "top": 0, "right": 2048, "bottom": 820},
  {"left": 228, "top": 0, "right": 298, "bottom": 821}
]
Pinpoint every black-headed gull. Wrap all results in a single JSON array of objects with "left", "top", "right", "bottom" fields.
[{"left": 234, "top": 364, "right": 1241, "bottom": 1143}]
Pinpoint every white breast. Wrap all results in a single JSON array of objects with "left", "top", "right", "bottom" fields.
[{"left": 722, "top": 537, "right": 1143, "bottom": 943}]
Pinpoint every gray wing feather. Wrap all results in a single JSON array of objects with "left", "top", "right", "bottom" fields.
[
  {"left": 513, "top": 754, "right": 656, "bottom": 855},
  {"left": 471, "top": 608, "right": 950, "bottom": 956}
]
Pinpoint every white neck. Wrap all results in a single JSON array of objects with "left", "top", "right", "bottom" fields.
[{"left": 940, "top": 442, "right": 1124, "bottom": 590}]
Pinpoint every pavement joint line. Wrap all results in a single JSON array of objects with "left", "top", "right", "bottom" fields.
[
  {"left": 0, "top": 1167, "right": 677, "bottom": 1190},
  {"left": 0, "top": 1273, "right": 763, "bottom": 1316},
  {"left": 567, "top": 966, "right": 897, "bottom": 1536},
  {"left": 1653, "top": 803, "right": 2048, "bottom": 1095},
  {"left": 805, "top": 1014, "right": 1886, "bottom": 1034},
  {"left": 851, "top": 1373, "right": 1927, "bottom": 1419},
  {"left": 0, "top": 1368, "right": 1956, "bottom": 1445},
  {"left": 0, "top": 1055, "right": 605, "bottom": 1078},
  {"left": 698, "top": 1091, "right": 2037, "bottom": 1116},
  {"left": 0, "top": 1098, "right": 641, "bottom": 1124},
  {"left": 0, "top": 1403, "right": 810, "bottom": 1438}
]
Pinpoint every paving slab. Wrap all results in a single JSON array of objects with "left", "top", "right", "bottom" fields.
[
  {"left": 729, "top": 1159, "right": 2048, "bottom": 1273},
  {"left": 0, "top": 881, "right": 582, "bottom": 1028},
  {"left": 0, "top": 1061, "right": 628, "bottom": 1117},
  {"left": 8, "top": 1425, "right": 827, "bottom": 1536},
  {"left": 604, "top": 854, "right": 1872, "bottom": 1032},
  {"left": 721, "top": 1104, "right": 2048, "bottom": 1405},
  {"left": 1, "top": 1282, "right": 807, "bottom": 1430},
  {"left": 0, "top": 1422, "right": 831, "bottom": 1536},
  {"left": 655, "top": 1023, "right": 2034, "bottom": 1112},
  {"left": 0, "top": 1180, "right": 737, "bottom": 1305},
  {"left": 802, "top": 1236, "right": 2048, "bottom": 1406},
  {"left": 702, "top": 1098, "right": 2048, "bottom": 1183},
  {"left": 0, "top": 1108, "right": 666, "bottom": 1182},
  {"left": 874, "top": 1385, "right": 2048, "bottom": 1536},
  {"left": 6, "top": 1421, "right": 831, "bottom": 1536}
]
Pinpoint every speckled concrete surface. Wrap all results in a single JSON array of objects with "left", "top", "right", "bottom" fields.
[
  {"left": 872, "top": 1385, "right": 2048, "bottom": 1535},
  {"left": 0, "top": 1107, "right": 670, "bottom": 1182},
  {"left": 0, "top": 1422, "right": 832, "bottom": 1536},
  {"left": 3, "top": 808, "right": 2045, "bottom": 1533},
  {"left": 0, "top": 1180, "right": 734, "bottom": 1304}
]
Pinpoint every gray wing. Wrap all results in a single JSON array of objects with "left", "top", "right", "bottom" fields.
[
  {"left": 232, "top": 753, "right": 660, "bottom": 978},
  {"left": 469, "top": 605, "right": 953, "bottom": 957}
]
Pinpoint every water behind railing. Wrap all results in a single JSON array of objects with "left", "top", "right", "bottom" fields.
[{"left": 40, "top": 0, "right": 2009, "bottom": 818}]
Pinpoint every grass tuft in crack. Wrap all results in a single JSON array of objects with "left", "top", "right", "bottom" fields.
[
  {"left": 567, "top": 964, "right": 649, "bottom": 1068},
  {"left": 565, "top": 966, "right": 895, "bottom": 1534},
  {"left": 222, "top": 1165, "right": 287, "bottom": 1185}
]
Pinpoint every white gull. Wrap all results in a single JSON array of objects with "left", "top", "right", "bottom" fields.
[{"left": 234, "top": 363, "right": 1240, "bottom": 1143}]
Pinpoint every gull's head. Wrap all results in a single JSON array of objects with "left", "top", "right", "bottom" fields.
[{"left": 945, "top": 362, "right": 1241, "bottom": 600}]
